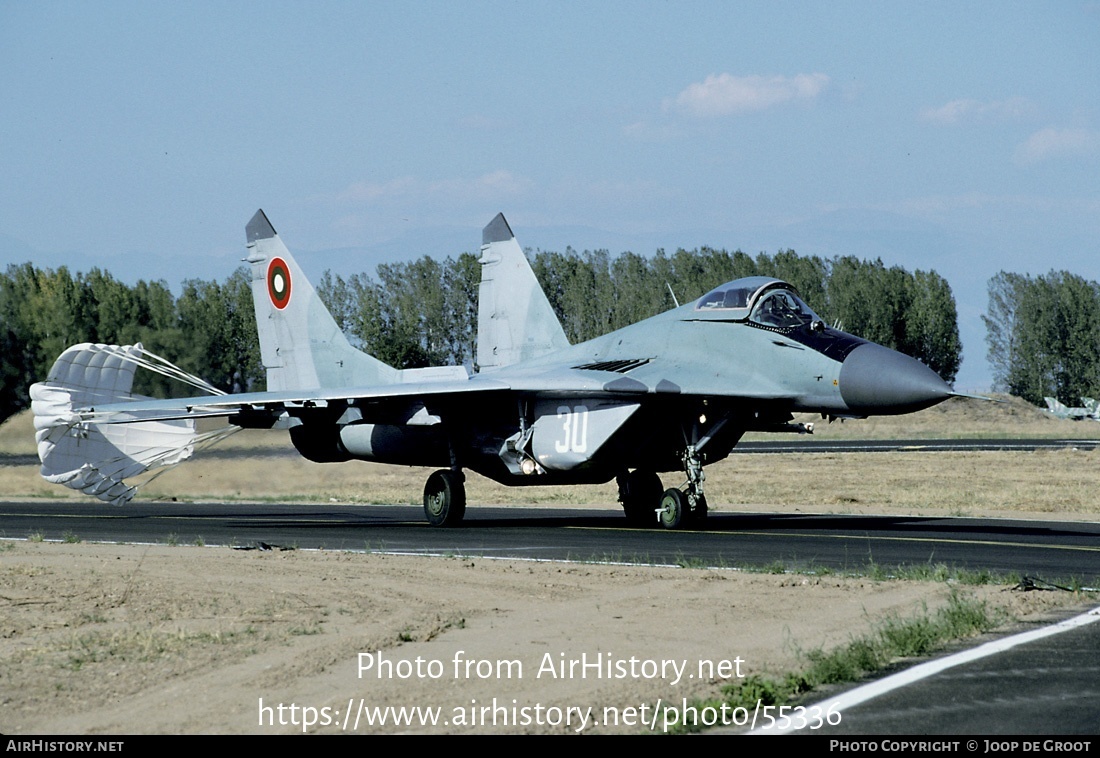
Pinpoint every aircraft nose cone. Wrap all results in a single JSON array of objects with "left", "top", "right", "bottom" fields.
[{"left": 839, "top": 343, "right": 952, "bottom": 415}]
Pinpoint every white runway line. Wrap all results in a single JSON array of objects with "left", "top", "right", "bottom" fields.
[{"left": 750, "top": 604, "right": 1100, "bottom": 734}]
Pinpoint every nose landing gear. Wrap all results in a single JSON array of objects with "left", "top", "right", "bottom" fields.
[
  {"left": 656, "top": 444, "right": 707, "bottom": 529},
  {"left": 619, "top": 444, "right": 708, "bottom": 530}
]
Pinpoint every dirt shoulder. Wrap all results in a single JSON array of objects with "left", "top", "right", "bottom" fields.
[{"left": 0, "top": 540, "right": 1090, "bottom": 735}]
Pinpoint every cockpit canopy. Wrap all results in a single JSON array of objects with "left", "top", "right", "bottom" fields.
[{"left": 695, "top": 276, "right": 823, "bottom": 329}]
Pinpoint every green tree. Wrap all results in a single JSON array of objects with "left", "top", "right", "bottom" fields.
[
  {"left": 79, "top": 268, "right": 134, "bottom": 344},
  {"left": 904, "top": 270, "right": 961, "bottom": 383},
  {"left": 0, "top": 264, "right": 41, "bottom": 420},
  {"left": 177, "top": 268, "right": 261, "bottom": 393},
  {"left": 442, "top": 253, "right": 480, "bottom": 367},
  {"left": 991, "top": 271, "right": 1100, "bottom": 406},
  {"left": 982, "top": 271, "right": 1027, "bottom": 393},
  {"left": 1051, "top": 272, "right": 1100, "bottom": 402},
  {"left": 610, "top": 251, "right": 663, "bottom": 330},
  {"left": 825, "top": 257, "right": 910, "bottom": 346}
]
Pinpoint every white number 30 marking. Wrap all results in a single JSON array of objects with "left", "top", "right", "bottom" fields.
[{"left": 554, "top": 405, "right": 589, "bottom": 453}]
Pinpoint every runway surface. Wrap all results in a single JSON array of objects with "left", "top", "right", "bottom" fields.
[{"left": 2, "top": 500, "right": 1097, "bottom": 587}]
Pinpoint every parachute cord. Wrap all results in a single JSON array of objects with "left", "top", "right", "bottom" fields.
[
  {"left": 194, "top": 425, "right": 243, "bottom": 449},
  {"left": 70, "top": 444, "right": 190, "bottom": 475},
  {"left": 131, "top": 345, "right": 227, "bottom": 396},
  {"left": 73, "top": 343, "right": 225, "bottom": 398},
  {"left": 135, "top": 464, "right": 177, "bottom": 490},
  {"left": 90, "top": 425, "right": 240, "bottom": 469},
  {"left": 44, "top": 342, "right": 230, "bottom": 417},
  {"left": 131, "top": 425, "right": 241, "bottom": 491},
  {"left": 47, "top": 343, "right": 226, "bottom": 403},
  {"left": 84, "top": 424, "right": 243, "bottom": 493}
]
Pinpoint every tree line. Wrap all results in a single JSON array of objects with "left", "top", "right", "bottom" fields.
[
  {"left": 0, "top": 264, "right": 260, "bottom": 423},
  {"left": 318, "top": 247, "right": 961, "bottom": 383},
  {"left": 983, "top": 270, "right": 1100, "bottom": 406},
  {"left": 0, "top": 246, "right": 962, "bottom": 425}
]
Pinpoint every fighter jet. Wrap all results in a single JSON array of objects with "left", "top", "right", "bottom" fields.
[
  {"left": 30, "top": 210, "right": 964, "bottom": 528},
  {"left": 1043, "top": 397, "right": 1100, "bottom": 421}
]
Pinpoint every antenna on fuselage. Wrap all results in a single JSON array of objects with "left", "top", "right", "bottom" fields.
[{"left": 666, "top": 282, "right": 680, "bottom": 308}]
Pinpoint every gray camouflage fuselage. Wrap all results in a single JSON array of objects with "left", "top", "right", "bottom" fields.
[{"left": 37, "top": 210, "right": 958, "bottom": 527}]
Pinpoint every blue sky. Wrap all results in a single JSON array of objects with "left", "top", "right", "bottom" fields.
[{"left": 2, "top": 1, "right": 1098, "bottom": 390}]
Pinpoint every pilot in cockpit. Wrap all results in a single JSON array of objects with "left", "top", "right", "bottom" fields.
[{"left": 752, "top": 291, "right": 800, "bottom": 328}]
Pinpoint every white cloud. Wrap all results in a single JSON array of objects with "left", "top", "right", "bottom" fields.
[
  {"left": 666, "top": 73, "right": 829, "bottom": 117},
  {"left": 1014, "top": 127, "right": 1100, "bottom": 164},
  {"left": 920, "top": 97, "right": 1032, "bottom": 125}
]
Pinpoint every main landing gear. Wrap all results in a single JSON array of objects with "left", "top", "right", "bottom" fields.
[
  {"left": 618, "top": 445, "right": 708, "bottom": 530},
  {"left": 619, "top": 469, "right": 663, "bottom": 526},
  {"left": 423, "top": 469, "right": 466, "bottom": 527}
]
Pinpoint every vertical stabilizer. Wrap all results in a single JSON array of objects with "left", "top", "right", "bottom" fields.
[
  {"left": 245, "top": 210, "right": 398, "bottom": 391},
  {"left": 477, "top": 213, "right": 569, "bottom": 370}
]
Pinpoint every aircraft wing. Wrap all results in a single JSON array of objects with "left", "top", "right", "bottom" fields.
[
  {"left": 81, "top": 375, "right": 514, "bottom": 423},
  {"left": 82, "top": 367, "right": 796, "bottom": 425}
]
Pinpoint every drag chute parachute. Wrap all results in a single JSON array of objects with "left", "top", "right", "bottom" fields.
[{"left": 30, "top": 343, "right": 233, "bottom": 505}]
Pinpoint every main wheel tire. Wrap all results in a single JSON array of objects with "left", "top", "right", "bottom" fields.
[
  {"left": 622, "top": 469, "right": 663, "bottom": 526},
  {"left": 423, "top": 470, "right": 466, "bottom": 527},
  {"left": 658, "top": 488, "right": 688, "bottom": 530},
  {"left": 692, "top": 494, "right": 708, "bottom": 525}
]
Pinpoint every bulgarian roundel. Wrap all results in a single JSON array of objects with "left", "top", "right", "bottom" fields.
[{"left": 267, "top": 257, "right": 292, "bottom": 310}]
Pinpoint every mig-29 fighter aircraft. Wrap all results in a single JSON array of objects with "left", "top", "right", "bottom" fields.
[
  {"left": 1043, "top": 397, "right": 1100, "bottom": 421},
  {"left": 31, "top": 210, "right": 964, "bottom": 528}
]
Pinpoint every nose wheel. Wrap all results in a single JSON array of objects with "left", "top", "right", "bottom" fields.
[
  {"left": 655, "top": 445, "right": 708, "bottom": 530},
  {"left": 657, "top": 488, "right": 707, "bottom": 529},
  {"left": 658, "top": 488, "right": 687, "bottom": 528}
]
